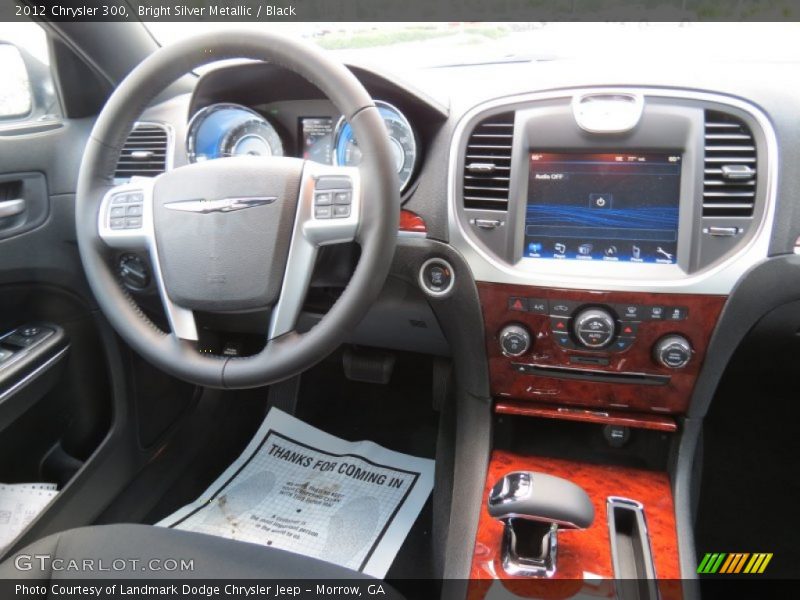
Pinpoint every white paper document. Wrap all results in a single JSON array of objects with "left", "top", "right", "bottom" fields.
[
  {"left": 0, "top": 483, "right": 58, "bottom": 552},
  {"left": 158, "top": 408, "right": 435, "bottom": 578}
]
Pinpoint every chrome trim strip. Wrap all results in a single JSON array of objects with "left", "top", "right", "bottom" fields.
[
  {"left": 0, "top": 346, "right": 69, "bottom": 406},
  {"left": 448, "top": 87, "right": 778, "bottom": 294}
]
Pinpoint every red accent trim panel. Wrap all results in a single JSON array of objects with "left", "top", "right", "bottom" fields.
[
  {"left": 495, "top": 400, "right": 677, "bottom": 432},
  {"left": 469, "top": 451, "right": 682, "bottom": 598},
  {"left": 478, "top": 283, "right": 726, "bottom": 415},
  {"left": 399, "top": 209, "right": 426, "bottom": 233}
]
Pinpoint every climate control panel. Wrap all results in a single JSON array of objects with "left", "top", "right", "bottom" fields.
[
  {"left": 508, "top": 296, "right": 691, "bottom": 358},
  {"left": 480, "top": 283, "right": 725, "bottom": 415}
]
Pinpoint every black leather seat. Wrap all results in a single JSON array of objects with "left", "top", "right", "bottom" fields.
[{"left": 0, "top": 524, "right": 387, "bottom": 582}]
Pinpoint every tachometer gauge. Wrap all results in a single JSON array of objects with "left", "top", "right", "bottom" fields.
[
  {"left": 332, "top": 100, "right": 417, "bottom": 193},
  {"left": 187, "top": 103, "right": 283, "bottom": 163}
]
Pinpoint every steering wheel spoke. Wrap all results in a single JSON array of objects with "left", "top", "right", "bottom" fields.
[
  {"left": 268, "top": 163, "right": 361, "bottom": 339},
  {"left": 98, "top": 178, "right": 199, "bottom": 342}
]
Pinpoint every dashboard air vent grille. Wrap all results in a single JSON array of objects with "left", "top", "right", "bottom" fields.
[
  {"left": 703, "top": 110, "right": 756, "bottom": 217},
  {"left": 462, "top": 111, "right": 514, "bottom": 211},
  {"left": 114, "top": 123, "right": 169, "bottom": 179}
]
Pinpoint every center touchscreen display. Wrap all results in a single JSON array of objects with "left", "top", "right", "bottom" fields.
[{"left": 524, "top": 152, "right": 681, "bottom": 264}]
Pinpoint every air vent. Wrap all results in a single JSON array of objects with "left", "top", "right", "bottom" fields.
[
  {"left": 703, "top": 110, "right": 756, "bottom": 217},
  {"left": 114, "top": 123, "right": 169, "bottom": 179},
  {"left": 462, "top": 111, "right": 514, "bottom": 211}
]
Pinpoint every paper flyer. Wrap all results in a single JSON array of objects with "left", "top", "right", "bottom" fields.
[{"left": 158, "top": 408, "right": 434, "bottom": 578}]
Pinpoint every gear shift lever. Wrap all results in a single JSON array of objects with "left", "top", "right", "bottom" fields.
[{"left": 488, "top": 471, "right": 594, "bottom": 577}]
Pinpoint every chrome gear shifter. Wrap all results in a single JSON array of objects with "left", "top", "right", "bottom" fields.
[{"left": 488, "top": 471, "right": 594, "bottom": 577}]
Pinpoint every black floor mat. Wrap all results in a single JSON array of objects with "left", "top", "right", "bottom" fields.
[
  {"left": 294, "top": 350, "right": 440, "bottom": 582},
  {"left": 695, "top": 354, "right": 800, "bottom": 579}
]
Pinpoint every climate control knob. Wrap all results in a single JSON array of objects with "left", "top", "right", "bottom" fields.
[
  {"left": 653, "top": 335, "right": 692, "bottom": 369},
  {"left": 573, "top": 308, "right": 616, "bottom": 349},
  {"left": 499, "top": 324, "right": 532, "bottom": 357}
]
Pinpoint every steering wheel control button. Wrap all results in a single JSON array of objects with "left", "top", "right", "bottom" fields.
[
  {"left": 419, "top": 258, "right": 455, "bottom": 296},
  {"left": 499, "top": 324, "right": 532, "bottom": 357},
  {"left": 332, "top": 204, "right": 351, "bottom": 218},
  {"left": 314, "top": 192, "right": 332, "bottom": 205},
  {"left": 654, "top": 335, "right": 693, "bottom": 369},
  {"left": 314, "top": 205, "right": 332, "bottom": 219},
  {"left": 107, "top": 191, "right": 145, "bottom": 229},
  {"left": 573, "top": 307, "right": 616, "bottom": 349},
  {"left": 333, "top": 192, "right": 351, "bottom": 205}
]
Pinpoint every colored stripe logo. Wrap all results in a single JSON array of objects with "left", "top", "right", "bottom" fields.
[{"left": 697, "top": 552, "right": 773, "bottom": 574}]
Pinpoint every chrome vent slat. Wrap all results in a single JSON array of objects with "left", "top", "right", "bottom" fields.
[
  {"left": 702, "top": 110, "right": 756, "bottom": 217},
  {"left": 462, "top": 111, "right": 514, "bottom": 211},
  {"left": 114, "top": 123, "right": 169, "bottom": 179},
  {"left": 703, "top": 179, "right": 756, "bottom": 187},
  {"left": 704, "top": 133, "right": 752, "bottom": 140}
]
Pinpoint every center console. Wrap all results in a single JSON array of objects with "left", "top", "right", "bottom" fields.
[
  {"left": 449, "top": 87, "right": 775, "bottom": 422},
  {"left": 447, "top": 88, "right": 776, "bottom": 588}
]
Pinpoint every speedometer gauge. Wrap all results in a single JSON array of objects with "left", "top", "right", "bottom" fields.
[
  {"left": 332, "top": 100, "right": 417, "bottom": 193},
  {"left": 187, "top": 103, "right": 284, "bottom": 163}
]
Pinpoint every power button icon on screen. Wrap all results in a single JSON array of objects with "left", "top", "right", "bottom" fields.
[{"left": 590, "top": 193, "right": 612, "bottom": 209}]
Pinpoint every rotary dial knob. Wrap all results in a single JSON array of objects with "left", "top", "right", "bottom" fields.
[
  {"left": 499, "top": 324, "right": 532, "bottom": 357},
  {"left": 573, "top": 308, "right": 616, "bottom": 349}
]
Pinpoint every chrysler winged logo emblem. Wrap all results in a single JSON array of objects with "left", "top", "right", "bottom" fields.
[{"left": 164, "top": 196, "right": 276, "bottom": 214}]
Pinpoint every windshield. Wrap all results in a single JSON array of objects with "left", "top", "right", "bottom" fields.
[{"left": 147, "top": 22, "right": 800, "bottom": 70}]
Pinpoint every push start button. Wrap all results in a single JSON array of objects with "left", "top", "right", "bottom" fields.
[{"left": 419, "top": 258, "right": 455, "bottom": 297}]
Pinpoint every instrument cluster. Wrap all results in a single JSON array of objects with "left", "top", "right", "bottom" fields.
[{"left": 186, "top": 100, "right": 418, "bottom": 193}]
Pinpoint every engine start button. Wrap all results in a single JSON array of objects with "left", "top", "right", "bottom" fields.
[{"left": 419, "top": 258, "right": 455, "bottom": 296}]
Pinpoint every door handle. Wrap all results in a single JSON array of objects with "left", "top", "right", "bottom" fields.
[{"left": 0, "top": 198, "right": 25, "bottom": 219}]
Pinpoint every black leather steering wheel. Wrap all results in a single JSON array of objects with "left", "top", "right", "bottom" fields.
[{"left": 75, "top": 31, "right": 400, "bottom": 388}]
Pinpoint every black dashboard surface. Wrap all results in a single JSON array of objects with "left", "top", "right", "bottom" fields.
[{"left": 141, "top": 57, "right": 800, "bottom": 254}]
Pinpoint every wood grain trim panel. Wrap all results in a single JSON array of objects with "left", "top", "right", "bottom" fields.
[
  {"left": 399, "top": 209, "right": 427, "bottom": 233},
  {"left": 478, "top": 283, "right": 726, "bottom": 414},
  {"left": 495, "top": 400, "right": 677, "bottom": 432}
]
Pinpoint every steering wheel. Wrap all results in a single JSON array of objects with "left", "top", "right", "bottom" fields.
[{"left": 75, "top": 31, "right": 400, "bottom": 388}]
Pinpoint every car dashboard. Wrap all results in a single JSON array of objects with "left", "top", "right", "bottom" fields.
[{"left": 124, "top": 57, "right": 798, "bottom": 421}]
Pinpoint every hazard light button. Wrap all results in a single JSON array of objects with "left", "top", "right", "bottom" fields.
[{"left": 508, "top": 297, "right": 528, "bottom": 312}]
